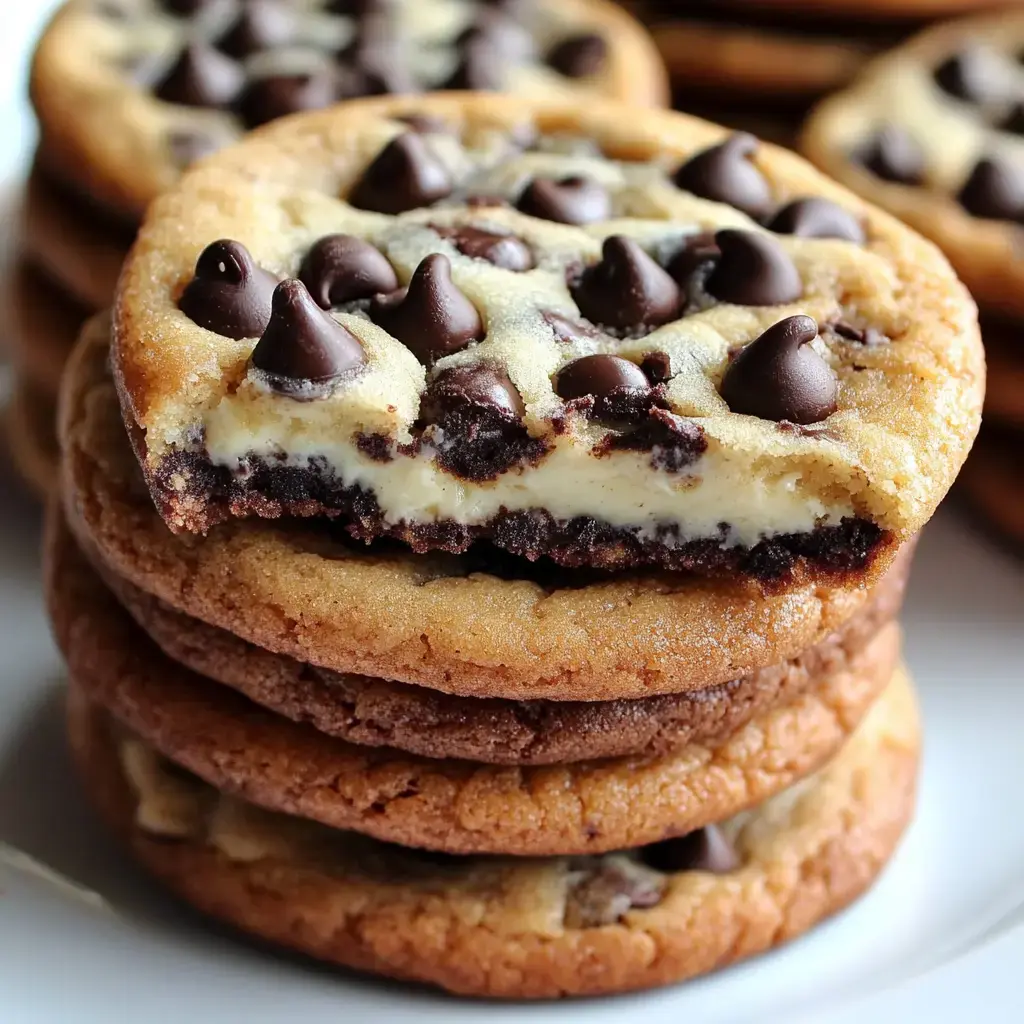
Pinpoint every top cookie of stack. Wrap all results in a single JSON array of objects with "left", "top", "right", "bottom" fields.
[{"left": 114, "top": 93, "right": 983, "bottom": 586}]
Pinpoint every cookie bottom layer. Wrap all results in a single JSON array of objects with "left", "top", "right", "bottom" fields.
[
  {"left": 67, "top": 668, "right": 920, "bottom": 999},
  {"left": 6, "top": 381, "right": 57, "bottom": 498}
]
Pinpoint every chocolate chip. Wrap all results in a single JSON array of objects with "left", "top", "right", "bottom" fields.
[
  {"left": 957, "top": 155, "right": 1024, "bottom": 221},
  {"left": 564, "top": 860, "right": 665, "bottom": 929},
  {"left": 857, "top": 126, "right": 925, "bottom": 185},
  {"left": 250, "top": 280, "right": 365, "bottom": 396},
  {"left": 542, "top": 310, "right": 603, "bottom": 345},
  {"left": 178, "top": 240, "right": 277, "bottom": 339},
  {"left": 555, "top": 354, "right": 651, "bottom": 421},
  {"left": 572, "top": 236, "right": 681, "bottom": 332},
  {"left": 435, "top": 225, "right": 534, "bottom": 271},
  {"left": 421, "top": 363, "right": 524, "bottom": 425},
  {"left": 547, "top": 33, "right": 607, "bottom": 78},
  {"left": 720, "top": 314, "right": 837, "bottom": 424},
  {"left": 340, "top": 15, "right": 417, "bottom": 96},
  {"left": 217, "top": 0, "right": 293, "bottom": 59},
  {"left": 934, "top": 47, "right": 1008, "bottom": 104},
  {"left": 640, "top": 825, "right": 740, "bottom": 874},
  {"left": 298, "top": 234, "right": 398, "bottom": 309},
  {"left": 516, "top": 176, "right": 610, "bottom": 224},
  {"left": 236, "top": 70, "right": 339, "bottom": 129},
  {"left": 705, "top": 229, "right": 802, "bottom": 306},
  {"left": 348, "top": 133, "right": 453, "bottom": 214},
  {"left": 766, "top": 197, "right": 866, "bottom": 243},
  {"left": 444, "top": 38, "right": 505, "bottom": 90},
  {"left": 673, "top": 133, "right": 772, "bottom": 219},
  {"left": 167, "top": 128, "right": 220, "bottom": 169},
  {"left": 640, "top": 351, "right": 672, "bottom": 384},
  {"left": 154, "top": 44, "right": 244, "bottom": 109},
  {"left": 831, "top": 320, "right": 886, "bottom": 346},
  {"left": 666, "top": 231, "right": 720, "bottom": 307},
  {"left": 599, "top": 407, "right": 707, "bottom": 473},
  {"left": 370, "top": 254, "right": 484, "bottom": 364},
  {"left": 998, "top": 102, "right": 1024, "bottom": 135}
]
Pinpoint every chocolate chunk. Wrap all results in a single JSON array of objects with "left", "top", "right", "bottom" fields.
[
  {"left": 435, "top": 225, "right": 534, "bottom": 271},
  {"left": 564, "top": 860, "right": 665, "bottom": 929},
  {"left": 934, "top": 47, "right": 1007, "bottom": 104},
  {"left": 547, "top": 33, "right": 608, "bottom": 78},
  {"left": 857, "top": 126, "right": 925, "bottom": 185},
  {"left": 369, "top": 254, "right": 484, "bottom": 363},
  {"left": 572, "top": 235, "right": 681, "bottom": 331},
  {"left": 236, "top": 70, "right": 339, "bottom": 129},
  {"left": 178, "top": 239, "right": 277, "bottom": 339},
  {"left": 720, "top": 314, "right": 838, "bottom": 424},
  {"left": 705, "top": 229, "right": 802, "bottom": 306},
  {"left": 542, "top": 310, "right": 603, "bottom": 345},
  {"left": 957, "top": 155, "right": 1024, "bottom": 221},
  {"left": 421, "top": 363, "right": 524, "bottom": 425},
  {"left": 250, "top": 280, "right": 365, "bottom": 394},
  {"left": 639, "top": 351, "right": 672, "bottom": 384},
  {"left": 167, "top": 128, "right": 220, "bottom": 169},
  {"left": 154, "top": 44, "right": 244, "bottom": 109},
  {"left": 348, "top": 133, "right": 453, "bottom": 214},
  {"left": 555, "top": 354, "right": 651, "bottom": 421},
  {"left": 600, "top": 407, "right": 707, "bottom": 473},
  {"left": 217, "top": 0, "right": 293, "bottom": 59},
  {"left": 673, "top": 133, "right": 772, "bottom": 219},
  {"left": 640, "top": 825, "right": 739, "bottom": 874},
  {"left": 516, "top": 176, "right": 610, "bottom": 224},
  {"left": 831, "top": 320, "right": 886, "bottom": 346},
  {"left": 298, "top": 234, "right": 398, "bottom": 309},
  {"left": 444, "top": 38, "right": 505, "bottom": 91},
  {"left": 767, "top": 197, "right": 866, "bottom": 243}
]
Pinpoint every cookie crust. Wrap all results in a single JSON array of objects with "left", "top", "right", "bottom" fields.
[
  {"left": 48, "top": 519, "right": 901, "bottom": 856},
  {"left": 66, "top": 672, "right": 920, "bottom": 998}
]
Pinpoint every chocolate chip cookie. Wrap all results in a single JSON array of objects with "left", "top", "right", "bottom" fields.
[
  {"left": 112, "top": 93, "right": 983, "bottom": 586},
  {"left": 48, "top": 512, "right": 900, "bottom": 855},
  {"left": 31, "top": 0, "right": 667, "bottom": 222},
  {"left": 802, "top": 12, "right": 1024, "bottom": 322},
  {"left": 63, "top": 314, "right": 910, "bottom": 701},
  {"left": 66, "top": 665, "right": 921, "bottom": 997}
]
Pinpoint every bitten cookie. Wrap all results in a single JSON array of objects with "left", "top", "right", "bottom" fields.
[
  {"left": 48, "top": 515, "right": 901, "bottom": 856},
  {"left": 62, "top": 314, "right": 909, "bottom": 701},
  {"left": 67, "top": 668, "right": 920, "bottom": 998},
  {"left": 802, "top": 12, "right": 1024, "bottom": 321},
  {"left": 112, "top": 94, "right": 982, "bottom": 585},
  {"left": 31, "top": 0, "right": 667, "bottom": 221}
]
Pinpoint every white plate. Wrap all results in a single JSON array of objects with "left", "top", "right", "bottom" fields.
[{"left": 2, "top": 5, "right": 1022, "bottom": 1019}]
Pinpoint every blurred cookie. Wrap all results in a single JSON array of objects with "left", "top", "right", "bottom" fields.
[
  {"left": 959, "top": 425, "right": 1024, "bottom": 545},
  {"left": 6, "top": 382, "right": 58, "bottom": 497}
]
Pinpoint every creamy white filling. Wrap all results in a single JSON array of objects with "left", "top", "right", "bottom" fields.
[{"left": 201, "top": 407, "right": 855, "bottom": 547}]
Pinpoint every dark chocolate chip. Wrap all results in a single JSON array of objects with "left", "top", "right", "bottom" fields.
[
  {"left": 564, "top": 861, "right": 665, "bottom": 928},
  {"left": 555, "top": 354, "right": 651, "bottom": 421},
  {"left": 154, "top": 44, "right": 244, "bottom": 109},
  {"left": 766, "top": 197, "right": 866, "bottom": 243},
  {"left": 217, "top": 0, "right": 293, "bottom": 59},
  {"left": 831, "top": 320, "right": 886, "bottom": 346},
  {"left": 516, "top": 176, "right": 610, "bottom": 224},
  {"left": 666, "top": 230, "right": 721, "bottom": 305},
  {"left": 421, "top": 363, "right": 524, "bottom": 425},
  {"left": 298, "top": 234, "right": 398, "bottom": 309},
  {"left": 236, "top": 70, "right": 339, "bottom": 129},
  {"left": 705, "top": 229, "right": 802, "bottom": 306},
  {"left": 542, "top": 310, "right": 603, "bottom": 345},
  {"left": 640, "top": 350, "right": 672, "bottom": 384},
  {"left": 369, "top": 254, "right": 484, "bottom": 364},
  {"left": 640, "top": 825, "right": 740, "bottom": 874},
  {"left": 443, "top": 38, "right": 506, "bottom": 91},
  {"left": 957, "top": 155, "right": 1024, "bottom": 221},
  {"left": 178, "top": 239, "right": 277, "bottom": 339},
  {"left": 167, "top": 128, "right": 220, "bottom": 169},
  {"left": 998, "top": 102, "right": 1024, "bottom": 135},
  {"left": 250, "top": 280, "right": 365, "bottom": 394},
  {"left": 435, "top": 225, "right": 534, "bottom": 271},
  {"left": 547, "top": 33, "right": 607, "bottom": 78},
  {"left": 720, "top": 314, "right": 838, "bottom": 424},
  {"left": 934, "top": 46, "right": 1008, "bottom": 104},
  {"left": 857, "top": 126, "right": 925, "bottom": 185},
  {"left": 348, "top": 133, "right": 452, "bottom": 214},
  {"left": 572, "top": 235, "right": 681, "bottom": 331},
  {"left": 673, "top": 133, "right": 772, "bottom": 219}
]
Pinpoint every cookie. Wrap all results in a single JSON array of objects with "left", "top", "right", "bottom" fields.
[
  {"left": 67, "top": 667, "right": 920, "bottom": 998},
  {"left": 31, "top": 0, "right": 668, "bottom": 223},
  {"left": 112, "top": 94, "right": 982, "bottom": 587},
  {"left": 48, "top": 516, "right": 901, "bottom": 856},
  {"left": 19, "top": 164, "right": 132, "bottom": 310},
  {"left": 958, "top": 425, "right": 1024, "bottom": 544},
  {"left": 62, "top": 314, "right": 912, "bottom": 702},
  {"left": 802, "top": 12, "right": 1024, "bottom": 322},
  {"left": 3, "top": 259, "right": 88, "bottom": 395},
  {"left": 66, "top": 509, "right": 912, "bottom": 764},
  {"left": 6, "top": 382, "right": 59, "bottom": 498},
  {"left": 979, "top": 316, "right": 1024, "bottom": 428}
]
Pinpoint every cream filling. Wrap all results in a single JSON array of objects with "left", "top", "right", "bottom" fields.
[{"left": 201, "top": 407, "right": 856, "bottom": 547}]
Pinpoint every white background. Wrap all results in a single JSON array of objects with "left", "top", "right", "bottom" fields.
[{"left": 0, "top": 4, "right": 1022, "bottom": 1021}]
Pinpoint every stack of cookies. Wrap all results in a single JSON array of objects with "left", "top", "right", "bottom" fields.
[
  {"left": 630, "top": 0, "right": 1024, "bottom": 148},
  {"left": 50, "top": 94, "right": 983, "bottom": 997},
  {"left": 7, "top": 0, "right": 666, "bottom": 495},
  {"left": 802, "top": 11, "right": 1024, "bottom": 546}
]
